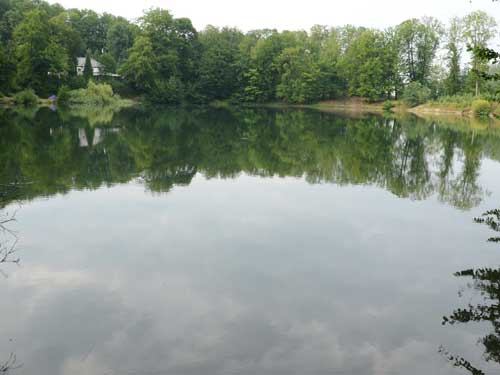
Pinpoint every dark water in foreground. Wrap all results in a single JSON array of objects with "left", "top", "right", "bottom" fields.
[{"left": 1, "top": 106, "right": 500, "bottom": 375}]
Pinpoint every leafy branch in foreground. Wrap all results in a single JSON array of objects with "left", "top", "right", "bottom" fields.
[
  {"left": 440, "top": 206, "right": 500, "bottom": 374},
  {"left": 438, "top": 346, "right": 484, "bottom": 375}
]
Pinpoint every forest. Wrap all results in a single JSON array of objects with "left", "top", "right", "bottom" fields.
[{"left": 0, "top": 0, "right": 499, "bottom": 106}]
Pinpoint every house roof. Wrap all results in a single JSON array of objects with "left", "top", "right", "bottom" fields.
[{"left": 76, "top": 57, "right": 103, "bottom": 68}]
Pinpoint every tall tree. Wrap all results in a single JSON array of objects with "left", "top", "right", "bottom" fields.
[
  {"left": 119, "top": 36, "right": 157, "bottom": 92},
  {"left": 462, "top": 11, "right": 497, "bottom": 96},
  {"left": 276, "top": 46, "right": 322, "bottom": 103},
  {"left": 198, "top": 26, "right": 244, "bottom": 101},
  {"left": 0, "top": 40, "right": 15, "bottom": 93},
  {"left": 121, "top": 8, "right": 200, "bottom": 102},
  {"left": 339, "top": 28, "right": 398, "bottom": 100},
  {"left": 241, "top": 31, "right": 298, "bottom": 102},
  {"left": 395, "top": 18, "right": 442, "bottom": 86},
  {"left": 445, "top": 17, "right": 464, "bottom": 95},
  {"left": 106, "top": 17, "right": 138, "bottom": 64},
  {"left": 83, "top": 50, "right": 93, "bottom": 81},
  {"left": 68, "top": 9, "right": 111, "bottom": 54},
  {"left": 13, "top": 8, "right": 69, "bottom": 94}
]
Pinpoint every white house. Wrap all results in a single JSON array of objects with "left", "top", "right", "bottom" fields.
[{"left": 76, "top": 57, "right": 103, "bottom": 76}]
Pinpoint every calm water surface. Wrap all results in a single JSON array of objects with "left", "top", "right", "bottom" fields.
[{"left": 1, "top": 107, "right": 500, "bottom": 374}]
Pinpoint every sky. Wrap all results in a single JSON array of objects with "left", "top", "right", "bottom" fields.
[{"left": 47, "top": 0, "right": 500, "bottom": 33}]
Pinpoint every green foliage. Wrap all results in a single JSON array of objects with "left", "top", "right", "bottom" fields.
[
  {"left": 106, "top": 17, "right": 138, "bottom": 63},
  {"left": 276, "top": 46, "right": 323, "bottom": 103},
  {"left": 118, "top": 36, "right": 156, "bottom": 92},
  {"left": 149, "top": 76, "right": 185, "bottom": 104},
  {"left": 68, "top": 75, "right": 87, "bottom": 90},
  {"left": 339, "top": 28, "right": 398, "bottom": 100},
  {"left": 13, "top": 9, "right": 69, "bottom": 95},
  {"left": 99, "top": 52, "right": 117, "bottom": 74},
  {"left": 383, "top": 101, "right": 395, "bottom": 111},
  {"left": 463, "top": 11, "right": 497, "bottom": 96},
  {"left": 0, "top": 0, "right": 499, "bottom": 106},
  {"left": 57, "top": 85, "right": 71, "bottom": 104},
  {"left": 428, "top": 94, "right": 476, "bottom": 110},
  {"left": 198, "top": 26, "right": 243, "bottom": 101},
  {"left": 445, "top": 44, "right": 463, "bottom": 95},
  {"left": 83, "top": 51, "right": 92, "bottom": 81},
  {"left": 402, "top": 82, "right": 431, "bottom": 107},
  {"left": 13, "top": 89, "right": 38, "bottom": 106},
  {"left": 120, "top": 8, "right": 199, "bottom": 103},
  {"left": 68, "top": 8, "right": 110, "bottom": 53},
  {"left": 472, "top": 99, "right": 492, "bottom": 117},
  {"left": 0, "top": 41, "right": 15, "bottom": 93},
  {"left": 104, "top": 78, "right": 136, "bottom": 97},
  {"left": 68, "top": 81, "right": 124, "bottom": 106},
  {"left": 395, "top": 18, "right": 443, "bottom": 86},
  {"left": 444, "top": 17, "right": 464, "bottom": 96}
]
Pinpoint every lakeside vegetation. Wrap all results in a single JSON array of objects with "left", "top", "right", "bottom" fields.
[{"left": 0, "top": 0, "right": 500, "bottom": 114}]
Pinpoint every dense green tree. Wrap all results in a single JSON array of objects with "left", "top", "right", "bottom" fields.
[
  {"left": 198, "top": 26, "right": 244, "bottom": 101},
  {"left": 444, "top": 17, "right": 464, "bottom": 95},
  {"left": 106, "top": 17, "right": 138, "bottom": 63},
  {"left": 276, "top": 46, "right": 321, "bottom": 103},
  {"left": 68, "top": 9, "right": 111, "bottom": 54},
  {"left": 99, "top": 52, "right": 117, "bottom": 74},
  {"left": 339, "top": 29, "right": 397, "bottom": 100},
  {"left": 120, "top": 8, "right": 200, "bottom": 103},
  {"left": 50, "top": 11, "right": 83, "bottom": 63},
  {"left": 83, "top": 51, "right": 93, "bottom": 81},
  {"left": 401, "top": 82, "right": 431, "bottom": 107},
  {"left": 315, "top": 27, "right": 343, "bottom": 98},
  {"left": 395, "top": 18, "right": 442, "bottom": 85},
  {"left": 119, "top": 36, "right": 157, "bottom": 92},
  {"left": 13, "top": 9, "right": 69, "bottom": 94},
  {"left": 0, "top": 41, "right": 15, "bottom": 93},
  {"left": 462, "top": 11, "right": 497, "bottom": 96},
  {"left": 240, "top": 31, "right": 300, "bottom": 102}
]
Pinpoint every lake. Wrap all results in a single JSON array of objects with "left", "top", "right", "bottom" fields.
[{"left": 1, "top": 106, "right": 500, "bottom": 375}]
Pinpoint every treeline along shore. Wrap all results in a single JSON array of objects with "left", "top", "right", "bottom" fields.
[{"left": 1, "top": 0, "right": 500, "bottom": 116}]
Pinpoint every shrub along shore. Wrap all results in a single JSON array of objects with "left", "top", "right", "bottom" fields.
[{"left": 1, "top": 82, "right": 134, "bottom": 110}]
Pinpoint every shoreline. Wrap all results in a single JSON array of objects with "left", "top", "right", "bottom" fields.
[{"left": 2, "top": 96, "right": 498, "bottom": 122}]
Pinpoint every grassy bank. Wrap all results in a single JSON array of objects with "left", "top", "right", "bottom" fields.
[
  {"left": 1, "top": 82, "right": 135, "bottom": 111},
  {"left": 305, "top": 97, "right": 500, "bottom": 120},
  {"left": 3, "top": 90, "right": 500, "bottom": 124},
  {"left": 1, "top": 97, "right": 52, "bottom": 107}
]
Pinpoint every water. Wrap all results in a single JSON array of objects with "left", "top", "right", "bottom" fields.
[{"left": 1, "top": 106, "right": 500, "bottom": 375}]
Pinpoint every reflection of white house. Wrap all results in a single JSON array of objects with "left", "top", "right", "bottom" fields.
[
  {"left": 78, "top": 128, "right": 89, "bottom": 147},
  {"left": 78, "top": 128, "right": 120, "bottom": 147},
  {"left": 76, "top": 57, "right": 103, "bottom": 76}
]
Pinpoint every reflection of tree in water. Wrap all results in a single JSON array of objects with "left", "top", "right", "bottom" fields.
[
  {"left": 0, "top": 209, "right": 20, "bottom": 269},
  {"left": 436, "top": 128, "right": 484, "bottom": 211},
  {"left": 0, "top": 353, "right": 20, "bottom": 373},
  {"left": 441, "top": 209, "right": 500, "bottom": 374},
  {"left": 141, "top": 165, "right": 198, "bottom": 193},
  {"left": 390, "top": 135, "right": 433, "bottom": 201},
  {"left": 475, "top": 209, "right": 500, "bottom": 243},
  {"left": 0, "top": 107, "right": 498, "bottom": 210}
]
